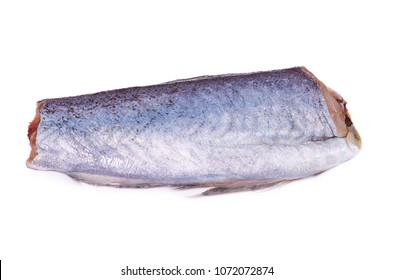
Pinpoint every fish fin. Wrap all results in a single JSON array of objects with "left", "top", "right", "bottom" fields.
[
  {"left": 201, "top": 179, "right": 289, "bottom": 196},
  {"left": 66, "top": 172, "right": 159, "bottom": 188},
  {"left": 160, "top": 72, "right": 253, "bottom": 85},
  {"left": 171, "top": 182, "right": 228, "bottom": 190},
  {"left": 67, "top": 172, "right": 291, "bottom": 195},
  {"left": 174, "top": 184, "right": 208, "bottom": 190}
]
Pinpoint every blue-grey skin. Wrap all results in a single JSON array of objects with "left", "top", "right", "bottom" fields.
[{"left": 27, "top": 67, "right": 361, "bottom": 194}]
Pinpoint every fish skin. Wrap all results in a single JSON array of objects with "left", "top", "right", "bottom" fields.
[{"left": 27, "top": 67, "right": 361, "bottom": 193}]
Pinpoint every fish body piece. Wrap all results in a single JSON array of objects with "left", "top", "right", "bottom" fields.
[{"left": 27, "top": 67, "right": 361, "bottom": 194}]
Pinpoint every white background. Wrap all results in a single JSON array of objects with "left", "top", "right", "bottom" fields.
[{"left": 1, "top": 1, "right": 392, "bottom": 279}]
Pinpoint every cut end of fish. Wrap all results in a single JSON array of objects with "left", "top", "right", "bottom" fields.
[
  {"left": 346, "top": 124, "right": 362, "bottom": 152},
  {"left": 27, "top": 101, "right": 44, "bottom": 165},
  {"left": 300, "top": 67, "right": 361, "bottom": 145}
]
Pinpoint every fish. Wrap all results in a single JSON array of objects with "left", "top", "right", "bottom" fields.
[{"left": 27, "top": 67, "right": 361, "bottom": 195}]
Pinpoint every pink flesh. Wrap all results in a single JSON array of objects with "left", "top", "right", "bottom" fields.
[
  {"left": 27, "top": 102, "right": 44, "bottom": 163},
  {"left": 300, "top": 67, "right": 351, "bottom": 137}
]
